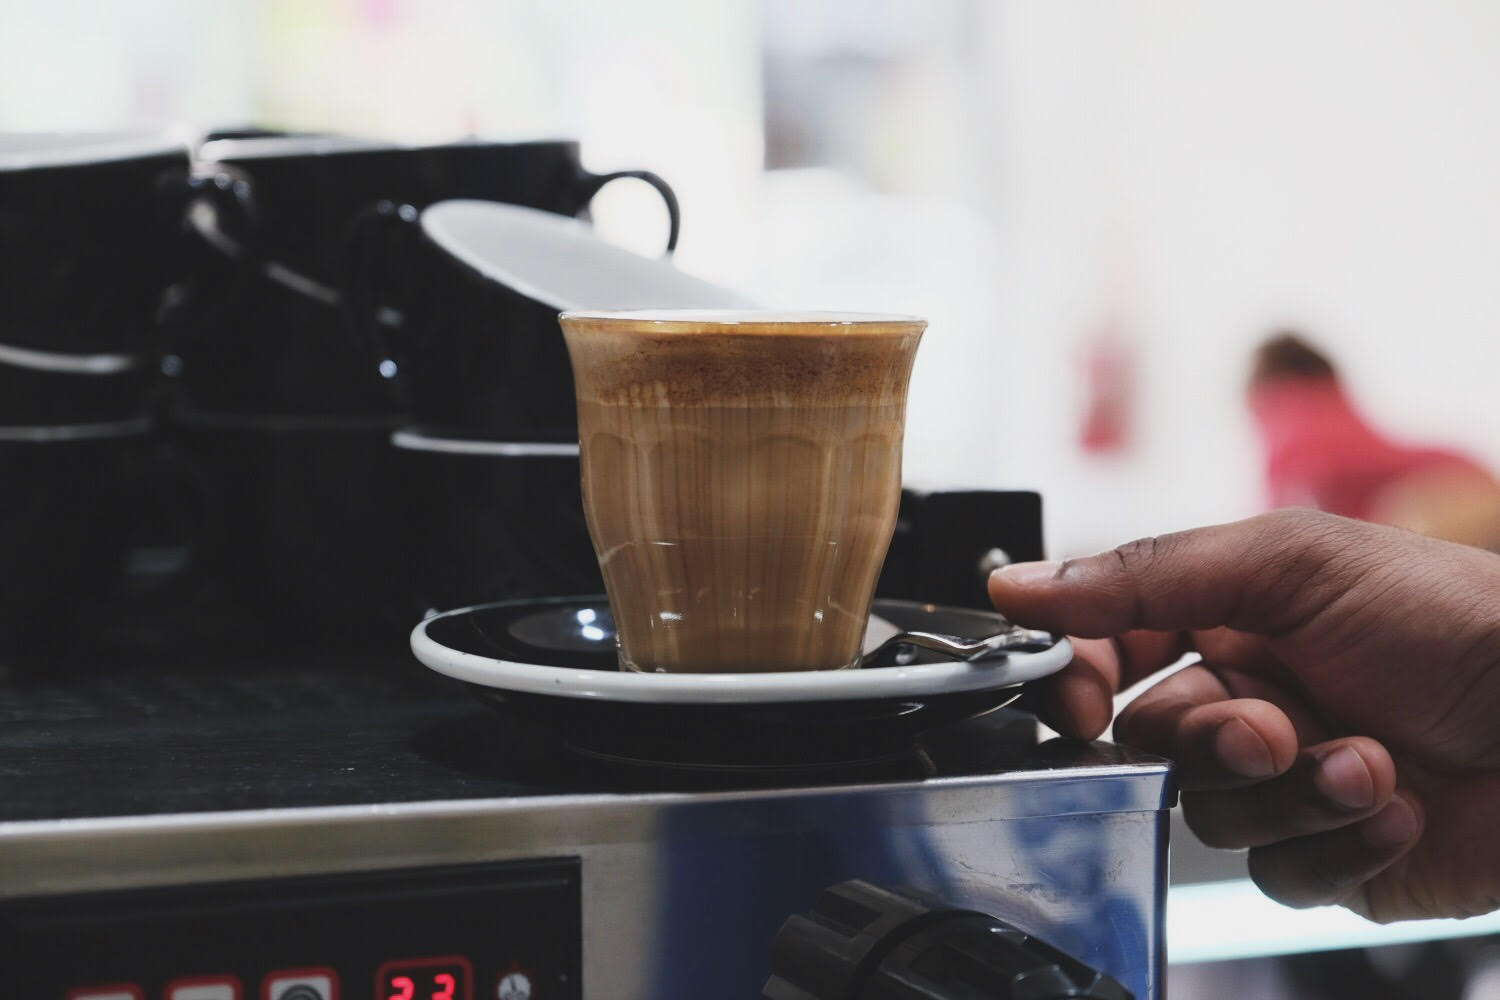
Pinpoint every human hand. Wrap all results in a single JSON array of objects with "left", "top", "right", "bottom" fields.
[{"left": 988, "top": 509, "right": 1500, "bottom": 922}]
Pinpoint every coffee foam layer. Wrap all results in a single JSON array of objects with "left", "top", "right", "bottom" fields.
[
  {"left": 559, "top": 315, "right": 925, "bottom": 406},
  {"left": 560, "top": 309, "right": 924, "bottom": 328}
]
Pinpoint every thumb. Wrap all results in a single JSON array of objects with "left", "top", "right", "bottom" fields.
[{"left": 988, "top": 509, "right": 1376, "bottom": 639}]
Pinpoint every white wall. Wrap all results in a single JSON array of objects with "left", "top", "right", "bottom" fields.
[
  {"left": 972, "top": 0, "right": 1500, "bottom": 553},
  {"left": 0, "top": 0, "right": 254, "bottom": 129},
  {"left": 683, "top": 0, "right": 1500, "bottom": 555}
]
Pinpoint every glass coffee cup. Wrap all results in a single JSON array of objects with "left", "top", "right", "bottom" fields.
[{"left": 558, "top": 310, "right": 925, "bottom": 673}]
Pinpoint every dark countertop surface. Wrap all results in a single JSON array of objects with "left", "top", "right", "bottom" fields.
[{"left": 0, "top": 660, "right": 1170, "bottom": 823}]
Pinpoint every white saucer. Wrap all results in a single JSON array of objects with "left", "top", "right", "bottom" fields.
[
  {"left": 412, "top": 598, "right": 1071, "bottom": 705},
  {"left": 412, "top": 597, "right": 1070, "bottom": 768}
]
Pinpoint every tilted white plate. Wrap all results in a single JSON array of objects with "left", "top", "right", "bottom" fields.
[{"left": 420, "top": 199, "right": 758, "bottom": 312}]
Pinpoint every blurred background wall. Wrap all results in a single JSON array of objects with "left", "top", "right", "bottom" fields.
[{"left": 4, "top": 0, "right": 1498, "bottom": 555}]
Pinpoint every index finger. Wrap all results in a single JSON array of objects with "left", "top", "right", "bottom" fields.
[{"left": 986, "top": 510, "right": 1370, "bottom": 639}]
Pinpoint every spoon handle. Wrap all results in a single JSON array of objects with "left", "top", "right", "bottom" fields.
[{"left": 863, "top": 627, "right": 1057, "bottom": 667}]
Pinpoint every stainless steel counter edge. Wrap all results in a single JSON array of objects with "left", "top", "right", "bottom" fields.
[{"left": 0, "top": 762, "right": 1173, "bottom": 898}]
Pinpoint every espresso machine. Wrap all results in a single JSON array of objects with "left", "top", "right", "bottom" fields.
[
  {"left": 0, "top": 486, "right": 1174, "bottom": 1000},
  {"left": 0, "top": 133, "right": 1174, "bottom": 1000}
]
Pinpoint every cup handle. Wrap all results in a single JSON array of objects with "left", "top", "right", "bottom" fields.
[
  {"left": 182, "top": 164, "right": 343, "bottom": 307},
  {"left": 575, "top": 169, "right": 681, "bottom": 255},
  {"left": 183, "top": 164, "right": 263, "bottom": 260}
]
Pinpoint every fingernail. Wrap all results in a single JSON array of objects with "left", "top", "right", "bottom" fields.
[
  {"left": 1314, "top": 746, "right": 1375, "bottom": 811},
  {"left": 1360, "top": 796, "right": 1421, "bottom": 850},
  {"left": 1215, "top": 718, "right": 1277, "bottom": 779},
  {"left": 993, "top": 561, "right": 1061, "bottom": 588}
]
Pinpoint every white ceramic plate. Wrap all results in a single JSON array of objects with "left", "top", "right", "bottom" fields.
[{"left": 420, "top": 199, "right": 758, "bottom": 312}]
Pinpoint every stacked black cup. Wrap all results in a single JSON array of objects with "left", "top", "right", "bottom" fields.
[
  {"left": 168, "top": 135, "right": 679, "bottom": 651},
  {"left": 0, "top": 129, "right": 689, "bottom": 668},
  {"left": 0, "top": 133, "right": 191, "bottom": 669}
]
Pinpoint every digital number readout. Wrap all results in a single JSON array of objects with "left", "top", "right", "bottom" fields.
[{"left": 375, "top": 956, "right": 473, "bottom": 1000}]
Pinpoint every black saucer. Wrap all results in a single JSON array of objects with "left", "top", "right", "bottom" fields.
[{"left": 418, "top": 597, "right": 1059, "bottom": 769}]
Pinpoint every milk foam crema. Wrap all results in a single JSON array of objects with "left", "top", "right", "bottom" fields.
[{"left": 559, "top": 311, "right": 925, "bottom": 674}]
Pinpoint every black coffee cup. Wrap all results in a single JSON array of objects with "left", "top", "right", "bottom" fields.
[
  {"left": 0, "top": 132, "right": 190, "bottom": 425},
  {"left": 159, "top": 135, "right": 679, "bottom": 652},
  {"left": 348, "top": 198, "right": 747, "bottom": 442},
  {"left": 171, "top": 135, "right": 681, "bottom": 418},
  {"left": 0, "top": 133, "right": 189, "bottom": 668}
]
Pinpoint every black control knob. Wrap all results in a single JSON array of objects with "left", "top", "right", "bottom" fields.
[
  {"left": 275, "top": 989, "right": 325, "bottom": 1000},
  {"left": 763, "top": 880, "right": 1132, "bottom": 1000}
]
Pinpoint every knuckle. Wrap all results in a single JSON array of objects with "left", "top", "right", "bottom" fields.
[
  {"left": 1097, "top": 535, "right": 1170, "bottom": 628},
  {"left": 1108, "top": 534, "right": 1163, "bottom": 575},
  {"left": 1260, "top": 506, "right": 1327, "bottom": 532},
  {"left": 1241, "top": 509, "right": 1380, "bottom": 634},
  {"left": 1275, "top": 508, "right": 1372, "bottom": 564}
]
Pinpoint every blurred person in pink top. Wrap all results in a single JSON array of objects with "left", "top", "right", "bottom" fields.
[{"left": 1247, "top": 332, "right": 1500, "bottom": 551}]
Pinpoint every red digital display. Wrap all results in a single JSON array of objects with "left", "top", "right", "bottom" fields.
[{"left": 375, "top": 956, "right": 473, "bottom": 1000}]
